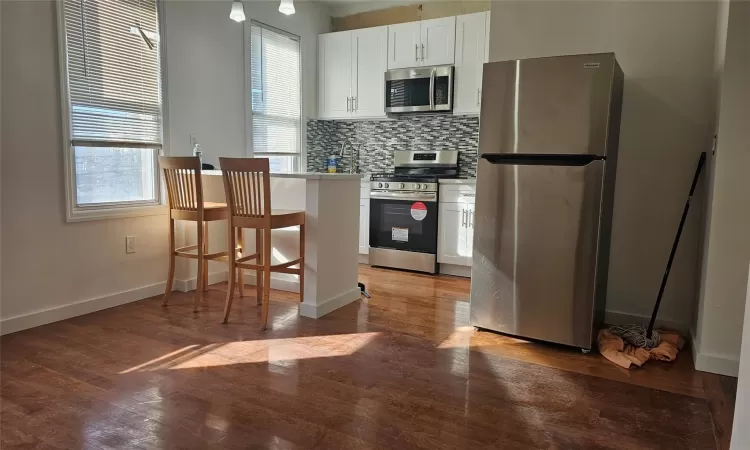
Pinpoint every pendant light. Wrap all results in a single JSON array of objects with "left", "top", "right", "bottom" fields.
[
  {"left": 279, "top": 0, "right": 295, "bottom": 15},
  {"left": 229, "top": 1, "right": 246, "bottom": 22}
]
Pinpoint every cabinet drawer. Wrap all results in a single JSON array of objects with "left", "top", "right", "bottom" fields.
[{"left": 440, "top": 184, "right": 476, "bottom": 204}]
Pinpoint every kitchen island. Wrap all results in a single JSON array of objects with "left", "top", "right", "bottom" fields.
[{"left": 175, "top": 172, "right": 364, "bottom": 319}]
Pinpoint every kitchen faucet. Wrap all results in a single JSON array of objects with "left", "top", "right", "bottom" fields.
[{"left": 339, "top": 139, "right": 361, "bottom": 174}]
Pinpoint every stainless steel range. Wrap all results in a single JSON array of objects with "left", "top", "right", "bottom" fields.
[{"left": 369, "top": 150, "right": 458, "bottom": 274}]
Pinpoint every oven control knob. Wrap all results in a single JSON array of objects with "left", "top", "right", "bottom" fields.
[
  {"left": 399, "top": 183, "right": 405, "bottom": 189},
  {"left": 384, "top": 183, "right": 390, "bottom": 188},
  {"left": 378, "top": 182, "right": 383, "bottom": 188},
  {"left": 420, "top": 184, "right": 427, "bottom": 190}
]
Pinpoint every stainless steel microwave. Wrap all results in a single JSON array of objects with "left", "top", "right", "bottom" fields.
[{"left": 385, "top": 65, "right": 453, "bottom": 114}]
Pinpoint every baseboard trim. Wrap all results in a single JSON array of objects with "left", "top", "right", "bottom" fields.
[
  {"left": 175, "top": 271, "right": 300, "bottom": 294},
  {"left": 694, "top": 351, "right": 740, "bottom": 377},
  {"left": 174, "top": 271, "right": 229, "bottom": 292},
  {"left": 603, "top": 309, "right": 689, "bottom": 335},
  {"left": 690, "top": 328, "right": 740, "bottom": 377},
  {"left": 299, "top": 287, "right": 361, "bottom": 319},
  {"left": 0, "top": 281, "right": 166, "bottom": 336},
  {"left": 439, "top": 263, "right": 471, "bottom": 278},
  {"left": 358, "top": 254, "right": 369, "bottom": 264}
]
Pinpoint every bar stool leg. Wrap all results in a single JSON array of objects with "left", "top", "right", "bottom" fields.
[
  {"left": 202, "top": 222, "right": 209, "bottom": 292},
  {"left": 255, "top": 229, "right": 262, "bottom": 306},
  {"left": 299, "top": 223, "right": 305, "bottom": 303},
  {"left": 162, "top": 218, "right": 176, "bottom": 307},
  {"left": 223, "top": 222, "right": 237, "bottom": 324},
  {"left": 237, "top": 228, "right": 245, "bottom": 297},
  {"left": 260, "top": 228, "right": 272, "bottom": 331},
  {"left": 195, "top": 222, "right": 205, "bottom": 313}
]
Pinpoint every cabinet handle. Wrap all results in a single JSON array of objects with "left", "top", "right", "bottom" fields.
[
  {"left": 476, "top": 88, "right": 480, "bottom": 107},
  {"left": 346, "top": 96, "right": 351, "bottom": 113},
  {"left": 461, "top": 208, "right": 466, "bottom": 227},
  {"left": 469, "top": 209, "right": 474, "bottom": 228},
  {"left": 421, "top": 43, "right": 425, "bottom": 61},
  {"left": 415, "top": 44, "right": 418, "bottom": 62},
  {"left": 353, "top": 96, "right": 357, "bottom": 112}
]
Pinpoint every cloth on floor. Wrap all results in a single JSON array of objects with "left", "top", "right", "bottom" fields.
[{"left": 597, "top": 329, "right": 681, "bottom": 369}]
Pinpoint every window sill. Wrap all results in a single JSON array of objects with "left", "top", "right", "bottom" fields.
[{"left": 66, "top": 203, "right": 168, "bottom": 223}]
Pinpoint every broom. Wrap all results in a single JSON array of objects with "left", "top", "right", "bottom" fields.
[{"left": 607, "top": 152, "right": 707, "bottom": 349}]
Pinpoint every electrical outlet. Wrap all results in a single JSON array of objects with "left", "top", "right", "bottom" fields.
[{"left": 125, "top": 236, "right": 136, "bottom": 254}]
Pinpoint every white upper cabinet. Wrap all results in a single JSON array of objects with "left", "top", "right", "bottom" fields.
[
  {"left": 387, "top": 22, "right": 421, "bottom": 70},
  {"left": 420, "top": 17, "right": 457, "bottom": 67},
  {"left": 351, "top": 27, "right": 388, "bottom": 118},
  {"left": 388, "top": 17, "right": 456, "bottom": 69},
  {"left": 318, "top": 31, "right": 352, "bottom": 119},
  {"left": 319, "top": 26, "right": 388, "bottom": 120},
  {"left": 453, "top": 11, "right": 490, "bottom": 115}
]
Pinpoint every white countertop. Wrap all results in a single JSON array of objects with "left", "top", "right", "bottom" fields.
[{"left": 202, "top": 170, "right": 363, "bottom": 180}]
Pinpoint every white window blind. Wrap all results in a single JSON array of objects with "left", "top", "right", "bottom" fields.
[
  {"left": 250, "top": 23, "right": 301, "bottom": 173},
  {"left": 61, "top": 0, "right": 162, "bottom": 208}
]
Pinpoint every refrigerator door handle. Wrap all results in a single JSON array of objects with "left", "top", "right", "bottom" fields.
[
  {"left": 461, "top": 208, "right": 466, "bottom": 227},
  {"left": 480, "top": 153, "right": 605, "bottom": 166}
]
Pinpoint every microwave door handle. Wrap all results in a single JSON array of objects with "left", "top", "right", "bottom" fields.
[{"left": 429, "top": 68, "right": 435, "bottom": 110}]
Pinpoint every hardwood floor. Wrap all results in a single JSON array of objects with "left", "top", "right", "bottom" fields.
[{"left": 1, "top": 265, "right": 736, "bottom": 449}]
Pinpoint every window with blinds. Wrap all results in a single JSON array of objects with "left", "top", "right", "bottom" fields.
[
  {"left": 250, "top": 22, "right": 301, "bottom": 173},
  {"left": 61, "top": 0, "right": 162, "bottom": 208}
]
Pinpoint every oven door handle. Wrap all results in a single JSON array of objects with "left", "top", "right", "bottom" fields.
[{"left": 370, "top": 191, "right": 437, "bottom": 202}]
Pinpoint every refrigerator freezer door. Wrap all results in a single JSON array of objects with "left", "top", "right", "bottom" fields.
[
  {"left": 469, "top": 157, "right": 605, "bottom": 348},
  {"left": 479, "top": 53, "right": 616, "bottom": 156}
]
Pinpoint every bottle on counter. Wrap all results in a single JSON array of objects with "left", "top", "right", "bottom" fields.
[
  {"left": 327, "top": 155, "right": 338, "bottom": 173},
  {"left": 192, "top": 135, "right": 203, "bottom": 166}
]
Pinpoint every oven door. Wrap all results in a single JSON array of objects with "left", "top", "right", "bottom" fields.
[
  {"left": 385, "top": 66, "right": 453, "bottom": 113},
  {"left": 369, "top": 191, "right": 438, "bottom": 253}
]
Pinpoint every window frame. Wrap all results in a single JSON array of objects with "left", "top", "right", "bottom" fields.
[
  {"left": 244, "top": 20, "right": 304, "bottom": 173},
  {"left": 56, "top": 0, "right": 169, "bottom": 222}
]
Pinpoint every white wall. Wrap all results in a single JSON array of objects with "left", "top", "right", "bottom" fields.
[
  {"left": 731, "top": 265, "right": 750, "bottom": 448},
  {"left": 695, "top": 0, "right": 750, "bottom": 377},
  {"left": 164, "top": 0, "right": 331, "bottom": 166},
  {"left": 0, "top": 1, "right": 169, "bottom": 333},
  {"left": 0, "top": 0, "right": 331, "bottom": 334},
  {"left": 489, "top": 1, "right": 720, "bottom": 333}
]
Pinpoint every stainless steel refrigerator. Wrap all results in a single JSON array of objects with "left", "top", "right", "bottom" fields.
[{"left": 469, "top": 53, "right": 624, "bottom": 350}]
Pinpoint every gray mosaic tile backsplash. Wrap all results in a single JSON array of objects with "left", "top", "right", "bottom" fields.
[{"left": 307, "top": 115, "right": 479, "bottom": 177}]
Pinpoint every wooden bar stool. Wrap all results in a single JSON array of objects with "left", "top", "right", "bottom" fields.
[
  {"left": 219, "top": 157, "right": 305, "bottom": 330},
  {"left": 159, "top": 156, "right": 241, "bottom": 312}
]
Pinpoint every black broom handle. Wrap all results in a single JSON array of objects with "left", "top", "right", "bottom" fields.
[{"left": 647, "top": 152, "right": 707, "bottom": 338}]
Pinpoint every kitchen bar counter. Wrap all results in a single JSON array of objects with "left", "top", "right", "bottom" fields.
[
  {"left": 176, "top": 171, "right": 364, "bottom": 319},
  {"left": 202, "top": 170, "right": 362, "bottom": 181}
]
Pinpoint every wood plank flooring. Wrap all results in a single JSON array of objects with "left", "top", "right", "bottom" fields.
[{"left": 1, "top": 265, "right": 736, "bottom": 449}]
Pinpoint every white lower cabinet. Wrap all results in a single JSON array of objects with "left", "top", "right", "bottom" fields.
[
  {"left": 438, "top": 202, "right": 474, "bottom": 266},
  {"left": 438, "top": 183, "right": 476, "bottom": 269}
]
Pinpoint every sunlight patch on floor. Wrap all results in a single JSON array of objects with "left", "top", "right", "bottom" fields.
[{"left": 118, "top": 333, "right": 381, "bottom": 373}]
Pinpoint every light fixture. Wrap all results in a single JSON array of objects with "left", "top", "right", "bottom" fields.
[
  {"left": 279, "top": 0, "right": 295, "bottom": 15},
  {"left": 229, "top": 1, "right": 245, "bottom": 22}
]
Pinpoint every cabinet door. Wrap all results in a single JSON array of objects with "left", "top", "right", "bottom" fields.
[
  {"left": 352, "top": 26, "right": 388, "bottom": 119},
  {"left": 318, "top": 32, "right": 352, "bottom": 119},
  {"left": 438, "top": 203, "right": 471, "bottom": 266},
  {"left": 420, "top": 17, "right": 456, "bottom": 67},
  {"left": 388, "top": 22, "right": 421, "bottom": 69},
  {"left": 359, "top": 200, "right": 369, "bottom": 254},
  {"left": 453, "top": 12, "right": 488, "bottom": 115}
]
